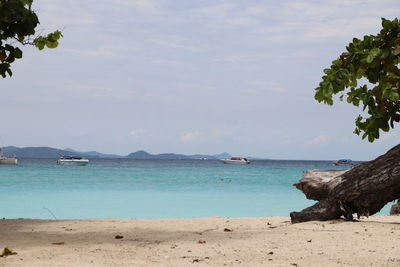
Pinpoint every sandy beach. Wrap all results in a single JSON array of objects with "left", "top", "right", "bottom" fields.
[{"left": 1, "top": 216, "right": 400, "bottom": 266}]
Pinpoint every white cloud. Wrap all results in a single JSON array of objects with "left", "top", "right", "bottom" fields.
[
  {"left": 221, "top": 53, "right": 269, "bottom": 63},
  {"left": 153, "top": 59, "right": 184, "bottom": 65},
  {"left": 143, "top": 93, "right": 179, "bottom": 105},
  {"left": 180, "top": 131, "right": 202, "bottom": 142},
  {"left": 258, "top": 17, "right": 380, "bottom": 44},
  {"left": 63, "top": 46, "right": 128, "bottom": 59},
  {"left": 150, "top": 36, "right": 206, "bottom": 53},
  {"left": 129, "top": 129, "right": 145, "bottom": 136},
  {"left": 103, "top": 0, "right": 166, "bottom": 16},
  {"left": 304, "top": 17, "right": 380, "bottom": 40},
  {"left": 243, "top": 7, "right": 266, "bottom": 15},
  {"left": 253, "top": 1, "right": 400, "bottom": 43},
  {"left": 225, "top": 17, "right": 258, "bottom": 26},
  {"left": 34, "top": 1, "right": 96, "bottom": 28},
  {"left": 127, "top": 0, "right": 162, "bottom": 10},
  {"left": 55, "top": 84, "right": 134, "bottom": 100},
  {"left": 189, "top": 3, "right": 236, "bottom": 19},
  {"left": 245, "top": 80, "right": 287, "bottom": 93},
  {"left": 211, "top": 127, "right": 236, "bottom": 138},
  {"left": 309, "top": 135, "right": 331, "bottom": 145}
]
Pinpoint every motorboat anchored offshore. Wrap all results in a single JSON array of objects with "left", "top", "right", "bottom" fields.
[
  {"left": 333, "top": 159, "right": 353, "bottom": 166},
  {"left": 0, "top": 148, "right": 18, "bottom": 165},
  {"left": 0, "top": 154, "right": 18, "bottom": 165},
  {"left": 0, "top": 156, "right": 18, "bottom": 165},
  {"left": 220, "top": 157, "right": 250, "bottom": 164},
  {"left": 57, "top": 156, "right": 89, "bottom": 166}
]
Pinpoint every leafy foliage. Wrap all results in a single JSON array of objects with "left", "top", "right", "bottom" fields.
[
  {"left": 315, "top": 18, "right": 400, "bottom": 142},
  {"left": 0, "top": 0, "right": 62, "bottom": 78}
]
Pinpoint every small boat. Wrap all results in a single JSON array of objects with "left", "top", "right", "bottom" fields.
[
  {"left": 0, "top": 149, "right": 18, "bottom": 165},
  {"left": 333, "top": 159, "right": 352, "bottom": 166},
  {"left": 220, "top": 157, "right": 250, "bottom": 164},
  {"left": 57, "top": 156, "right": 89, "bottom": 166}
]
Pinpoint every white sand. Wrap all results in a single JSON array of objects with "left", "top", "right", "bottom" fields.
[{"left": 1, "top": 216, "right": 400, "bottom": 266}]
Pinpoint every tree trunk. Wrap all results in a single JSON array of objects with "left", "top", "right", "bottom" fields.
[{"left": 290, "top": 144, "right": 400, "bottom": 223}]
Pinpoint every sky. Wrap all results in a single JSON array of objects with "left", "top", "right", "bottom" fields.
[{"left": 1, "top": 0, "right": 400, "bottom": 160}]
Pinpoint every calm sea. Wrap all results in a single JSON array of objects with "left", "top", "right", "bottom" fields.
[{"left": 0, "top": 159, "right": 390, "bottom": 219}]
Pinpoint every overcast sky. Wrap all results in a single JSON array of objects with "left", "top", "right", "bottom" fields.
[{"left": 1, "top": 0, "right": 399, "bottom": 160}]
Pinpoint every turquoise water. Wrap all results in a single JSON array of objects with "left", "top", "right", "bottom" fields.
[{"left": 0, "top": 159, "right": 389, "bottom": 219}]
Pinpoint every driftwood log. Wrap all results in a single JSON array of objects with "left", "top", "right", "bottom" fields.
[{"left": 290, "top": 144, "right": 400, "bottom": 223}]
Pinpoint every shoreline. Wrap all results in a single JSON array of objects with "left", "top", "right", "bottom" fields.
[{"left": 1, "top": 216, "right": 400, "bottom": 266}]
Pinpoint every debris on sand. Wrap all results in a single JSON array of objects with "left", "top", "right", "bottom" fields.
[
  {"left": 0, "top": 248, "right": 17, "bottom": 257},
  {"left": 51, "top": 242, "right": 65, "bottom": 245}
]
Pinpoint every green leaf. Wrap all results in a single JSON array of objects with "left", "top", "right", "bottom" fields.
[
  {"left": 350, "top": 78, "right": 358, "bottom": 87},
  {"left": 355, "top": 68, "right": 365, "bottom": 79},
  {"left": 389, "top": 92, "right": 400, "bottom": 101},
  {"left": 34, "top": 38, "right": 46, "bottom": 50},
  {"left": 370, "top": 48, "right": 380, "bottom": 57},
  {"left": 367, "top": 134, "right": 374, "bottom": 142},
  {"left": 365, "top": 54, "right": 374, "bottom": 63},
  {"left": 382, "top": 18, "right": 392, "bottom": 29},
  {"left": 393, "top": 45, "right": 400, "bottom": 56},
  {"left": 14, "top": 48, "right": 22, "bottom": 59},
  {"left": 347, "top": 96, "right": 353, "bottom": 103},
  {"left": 46, "top": 41, "right": 58, "bottom": 48}
]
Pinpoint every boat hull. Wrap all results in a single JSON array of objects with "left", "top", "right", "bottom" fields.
[
  {"left": 0, "top": 158, "right": 18, "bottom": 165},
  {"left": 333, "top": 163, "right": 353, "bottom": 166},
  {"left": 57, "top": 159, "right": 89, "bottom": 166},
  {"left": 333, "top": 159, "right": 353, "bottom": 166},
  {"left": 220, "top": 159, "right": 250, "bottom": 164}
]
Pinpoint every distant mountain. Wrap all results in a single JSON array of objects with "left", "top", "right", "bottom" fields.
[
  {"left": 3, "top": 146, "right": 69, "bottom": 158},
  {"left": 1, "top": 146, "right": 234, "bottom": 159},
  {"left": 2, "top": 146, "right": 123, "bottom": 158},
  {"left": 126, "top": 150, "right": 153, "bottom": 158},
  {"left": 64, "top": 148, "right": 122, "bottom": 158},
  {"left": 2, "top": 146, "right": 18, "bottom": 152},
  {"left": 127, "top": 150, "right": 188, "bottom": 159},
  {"left": 81, "top": 151, "right": 122, "bottom": 158},
  {"left": 127, "top": 150, "right": 232, "bottom": 159},
  {"left": 211, "top": 152, "right": 231, "bottom": 159}
]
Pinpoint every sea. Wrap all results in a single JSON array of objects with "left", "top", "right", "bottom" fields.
[{"left": 0, "top": 159, "right": 391, "bottom": 219}]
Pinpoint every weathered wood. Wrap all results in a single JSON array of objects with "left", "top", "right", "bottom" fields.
[
  {"left": 293, "top": 169, "right": 347, "bottom": 200},
  {"left": 291, "top": 144, "right": 400, "bottom": 223},
  {"left": 290, "top": 199, "right": 342, "bottom": 223}
]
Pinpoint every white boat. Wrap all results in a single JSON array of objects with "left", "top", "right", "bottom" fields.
[
  {"left": 0, "top": 157, "right": 18, "bottom": 165},
  {"left": 0, "top": 149, "right": 18, "bottom": 165},
  {"left": 220, "top": 157, "right": 250, "bottom": 164},
  {"left": 57, "top": 156, "right": 89, "bottom": 166}
]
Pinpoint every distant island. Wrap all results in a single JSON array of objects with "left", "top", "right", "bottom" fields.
[{"left": 2, "top": 146, "right": 233, "bottom": 159}]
